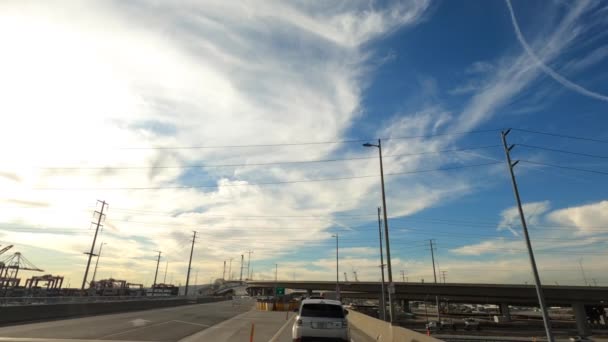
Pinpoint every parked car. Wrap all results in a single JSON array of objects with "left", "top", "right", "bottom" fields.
[
  {"left": 464, "top": 318, "right": 480, "bottom": 331},
  {"left": 426, "top": 320, "right": 456, "bottom": 331},
  {"left": 292, "top": 299, "right": 350, "bottom": 342}
]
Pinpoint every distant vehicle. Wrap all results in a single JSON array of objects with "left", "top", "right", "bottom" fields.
[
  {"left": 425, "top": 320, "right": 456, "bottom": 331},
  {"left": 464, "top": 318, "right": 480, "bottom": 331},
  {"left": 569, "top": 336, "right": 592, "bottom": 342},
  {"left": 307, "top": 296, "right": 324, "bottom": 299},
  {"left": 292, "top": 299, "right": 350, "bottom": 342}
]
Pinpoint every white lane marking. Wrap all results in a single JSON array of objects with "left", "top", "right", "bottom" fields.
[
  {"left": 97, "top": 320, "right": 172, "bottom": 339},
  {"left": 171, "top": 320, "right": 210, "bottom": 327},
  {"left": 129, "top": 318, "right": 151, "bottom": 327},
  {"left": 268, "top": 313, "right": 295, "bottom": 342},
  {"left": 177, "top": 309, "right": 254, "bottom": 342}
]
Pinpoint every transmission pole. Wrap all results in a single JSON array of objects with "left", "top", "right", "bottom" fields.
[
  {"left": 185, "top": 231, "right": 197, "bottom": 296},
  {"left": 81, "top": 200, "right": 107, "bottom": 290},
  {"left": 246, "top": 250, "right": 253, "bottom": 280},
  {"left": 400, "top": 270, "right": 405, "bottom": 282},
  {"left": 223, "top": 260, "right": 226, "bottom": 280},
  {"left": 501, "top": 129, "right": 554, "bottom": 342},
  {"left": 344, "top": 272, "right": 348, "bottom": 282},
  {"left": 240, "top": 254, "right": 244, "bottom": 281},
  {"left": 152, "top": 251, "right": 162, "bottom": 296},
  {"left": 578, "top": 258, "right": 589, "bottom": 286},
  {"left": 441, "top": 270, "right": 447, "bottom": 284},
  {"left": 429, "top": 239, "right": 440, "bottom": 321},
  {"left": 228, "top": 258, "right": 233, "bottom": 280},
  {"left": 163, "top": 260, "right": 169, "bottom": 284},
  {"left": 91, "top": 242, "right": 106, "bottom": 283}
]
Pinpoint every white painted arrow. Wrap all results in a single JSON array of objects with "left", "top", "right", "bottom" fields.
[{"left": 129, "top": 318, "right": 151, "bottom": 327}]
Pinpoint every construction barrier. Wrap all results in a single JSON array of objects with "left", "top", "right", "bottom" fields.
[
  {"left": 255, "top": 299, "right": 298, "bottom": 311},
  {"left": 0, "top": 296, "right": 227, "bottom": 325}
]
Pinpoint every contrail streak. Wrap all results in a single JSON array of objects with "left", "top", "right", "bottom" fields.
[{"left": 505, "top": 0, "right": 608, "bottom": 102}]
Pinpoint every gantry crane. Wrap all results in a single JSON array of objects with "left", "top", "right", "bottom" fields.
[
  {"left": 0, "top": 252, "right": 44, "bottom": 289},
  {"left": 0, "top": 245, "right": 13, "bottom": 256}
]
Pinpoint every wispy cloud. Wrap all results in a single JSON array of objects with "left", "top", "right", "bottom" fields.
[{"left": 498, "top": 201, "right": 550, "bottom": 236}]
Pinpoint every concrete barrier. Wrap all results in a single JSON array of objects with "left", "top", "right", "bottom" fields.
[
  {"left": 348, "top": 310, "right": 443, "bottom": 342},
  {"left": 0, "top": 297, "right": 227, "bottom": 325}
]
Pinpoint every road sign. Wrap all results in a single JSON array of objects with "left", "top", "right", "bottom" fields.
[{"left": 276, "top": 287, "right": 285, "bottom": 296}]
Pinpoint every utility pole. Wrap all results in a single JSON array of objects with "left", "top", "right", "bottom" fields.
[
  {"left": 441, "top": 270, "right": 447, "bottom": 284},
  {"left": 344, "top": 272, "right": 348, "bottom": 282},
  {"left": 246, "top": 250, "right": 253, "bottom": 280},
  {"left": 401, "top": 270, "right": 405, "bottom": 282},
  {"left": 274, "top": 264, "right": 278, "bottom": 297},
  {"left": 152, "top": 251, "right": 162, "bottom": 296},
  {"left": 240, "top": 254, "right": 244, "bottom": 281},
  {"left": 501, "top": 129, "right": 554, "bottom": 342},
  {"left": 377, "top": 207, "right": 387, "bottom": 322},
  {"left": 91, "top": 242, "right": 106, "bottom": 283},
  {"left": 578, "top": 259, "right": 589, "bottom": 286},
  {"left": 163, "top": 260, "right": 169, "bottom": 284},
  {"left": 331, "top": 234, "right": 340, "bottom": 301},
  {"left": 228, "top": 258, "right": 233, "bottom": 281},
  {"left": 429, "top": 240, "right": 440, "bottom": 321},
  {"left": 82, "top": 200, "right": 107, "bottom": 290},
  {"left": 185, "top": 231, "right": 197, "bottom": 296},
  {"left": 223, "top": 261, "right": 226, "bottom": 280}
]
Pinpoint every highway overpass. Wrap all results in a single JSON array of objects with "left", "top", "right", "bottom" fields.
[{"left": 246, "top": 281, "right": 608, "bottom": 306}]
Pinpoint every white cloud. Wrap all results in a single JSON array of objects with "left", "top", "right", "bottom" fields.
[
  {"left": 0, "top": 1, "right": 432, "bottom": 284},
  {"left": 498, "top": 201, "right": 550, "bottom": 236},
  {"left": 547, "top": 200, "right": 608, "bottom": 235}
]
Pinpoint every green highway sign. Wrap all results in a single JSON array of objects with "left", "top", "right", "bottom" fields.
[{"left": 276, "top": 287, "right": 285, "bottom": 295}]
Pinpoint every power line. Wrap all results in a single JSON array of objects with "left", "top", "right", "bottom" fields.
[
  {"left": 33, "top": 162, "right": 500, "bottom": 190},
  {"left": 520, "top": 160, "right": 608, "bottom": 176},
  {"left": 517, "top": 144, "right": 608, "bottom": 159},
  {"left": 37, "top": 145, "right": 501, "bottom": 170},
  {"left": 113, "top": 129, "right": 501, "bottom": 150},
  {"left": 512, "top": 128, "right": 608, "bottom": 144}
]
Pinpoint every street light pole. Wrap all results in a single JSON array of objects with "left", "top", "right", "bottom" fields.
[
  {"left": 377, "top": 207, "right": 387, "bottom": 321},
  {"left": 332, "top": 234, "right": 340, "bottom": 301},
  {"left": 364, "top": 139, "right": 394, "bottom": 323}
]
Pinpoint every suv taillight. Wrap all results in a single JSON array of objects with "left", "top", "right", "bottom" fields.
[{"left": 296, "top": 319, "right": 303, "bottom": 326}]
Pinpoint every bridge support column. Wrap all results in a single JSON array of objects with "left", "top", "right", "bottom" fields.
[
  {"left": 573, "top": 302, "right": 591, "bottom": 336},
  {"left": 500, "top": 303, "right": 511, "bottom": 321},
  {"left": 400, "top": 299, "right": 411, "bottom": 312},
  {"left": 306, "top": 289, "right": 313, "bottom": 297}
]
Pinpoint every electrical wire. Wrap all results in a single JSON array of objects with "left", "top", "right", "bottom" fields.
[
  {"left": 33, "top": 162, "right": 501, "bottom": 190},
  {"left": 114, "top": 129, "right": 501, "bottom": 150},
  {"left": 520, "top": 160, "right": 608, "bottom": 176},
  {"left": 512, "top": 128, "right": 608, "bottom": 144},
  {"left": 38, "top": 145, "right": 500, "bottom": 170},
  {"left": 516, "top": 144, "right": 608, "bottom": 159}
]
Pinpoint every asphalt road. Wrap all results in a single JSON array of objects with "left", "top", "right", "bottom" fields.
[{"left": 0, "top": 300, "right": 252, "bottom": 342}]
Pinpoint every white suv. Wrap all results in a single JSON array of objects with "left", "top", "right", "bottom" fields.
[{"left": 292, "top": 299, "right": 350, "bottom": 342}]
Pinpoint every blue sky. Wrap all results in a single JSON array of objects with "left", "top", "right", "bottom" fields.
[{"left": 0, "top": 0, "right": 607, "bottom": 287}]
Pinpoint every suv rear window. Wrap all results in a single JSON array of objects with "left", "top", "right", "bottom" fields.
[{"left": 301, "top": 303, "right": 345, "bottom": 318}]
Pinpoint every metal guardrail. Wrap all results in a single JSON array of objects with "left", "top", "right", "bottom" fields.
[{"left": 0, "top": 295, "right": 183, "bottom": 306}]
